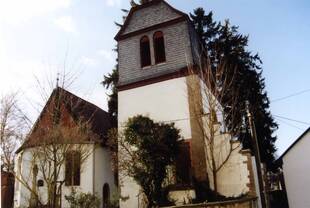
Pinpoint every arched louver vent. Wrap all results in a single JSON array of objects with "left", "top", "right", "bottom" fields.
[
  {"left": 153, "top": 31, "right": 166, "bottom": 64},
  {"left": 140, "top": 36, "right": 151, "bottom": 67}
]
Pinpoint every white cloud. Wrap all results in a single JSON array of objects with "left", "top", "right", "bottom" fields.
[
  {"left": 80, "top": 56, "right": 98, "bottom": 67},
  {"left": 105, "top": 0, "right": 121, "bottom": 7},
  {"left": 0, "top": 58, "right": 47, "bottom": 115},
  {"left": 0, "top": 0, "right": 71, "bottom": 25},
  {"left": 53, "top": 16, "right": 77, "bottom": 33},
  {"left": 0, "top": 59, "right": 44, "bottom": 89},
  {"left": 97, "top": 49, "right": 115, "bottom": 62}
]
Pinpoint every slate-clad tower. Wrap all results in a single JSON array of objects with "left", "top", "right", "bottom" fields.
[{"left": 115, "top": 1, "right": 207, "bottom": 206}]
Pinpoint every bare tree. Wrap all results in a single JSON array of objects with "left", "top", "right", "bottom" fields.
[
  {"left": 186, "top": 56, "right": 243, "bottom": 194},
  {"left": 14, "top": 71, "right": 101, "bottom": 208},
  {"left": 0, "top": 92, "right": 31, "bottom": 172},
  {"left": 15, "top": 122, "right": 96, "bottom": 207}
]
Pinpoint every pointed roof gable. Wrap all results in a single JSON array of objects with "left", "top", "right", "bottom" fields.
[
  {"left": 115, "top": 0, "right": 189, "bottom": 41},
  {"left": 16, "top": 87, "right": 112, "bottom": 153}
]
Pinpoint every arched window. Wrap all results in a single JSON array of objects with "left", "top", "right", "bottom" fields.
[
  {"left": 153, "top": 31, "right": 166, "bottom": 64},
  {"left": 103, "top": 183, "right": 110, "bottom": 208},
  {"left": 140, "top": 36, "right": 151, "bottom": 67}
]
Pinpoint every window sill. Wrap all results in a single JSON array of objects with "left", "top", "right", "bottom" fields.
[
  {"left": 141, "top": 61, "right": 166, "bottom": 69},
  {"left": 142, "top": 65, "right": 151, "bottom": 70},
  {"left": 155, "top": 61, "right": 166, "bottom": 66}
]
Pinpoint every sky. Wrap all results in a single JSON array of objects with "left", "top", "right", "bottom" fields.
[{"left": 0, "top": 0, "right": 309, "bottom": 156}]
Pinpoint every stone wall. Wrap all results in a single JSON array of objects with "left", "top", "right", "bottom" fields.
[{"left": 164, "top": 197, "right": 258, "bottom": 208}]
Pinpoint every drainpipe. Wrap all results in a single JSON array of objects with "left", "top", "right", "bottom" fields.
[
  {"left": 246, "top": 101, "right": 267, "bottom": 208},
  {"left": 92, "top": 144, "right": 96, "bottom": 194}
]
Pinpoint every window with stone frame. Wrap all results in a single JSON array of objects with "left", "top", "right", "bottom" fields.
[
  {"left": 153, "top": 31, "right": 166, "bottom": 64},
  {"left": 140, "top": 36, "right": 151, "bottom": 67},
  {"left": 65, "top": 151, "right": 81, "bottom": 186}
]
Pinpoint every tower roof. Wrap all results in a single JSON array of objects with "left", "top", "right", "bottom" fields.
[{"left": 115, "top": 0, "right": 189, "bottom": 41}]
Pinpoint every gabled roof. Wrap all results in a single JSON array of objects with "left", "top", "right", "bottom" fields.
[
  {"left": 279, "top": 127, "right": 310, "bottom": 160},
  {"left": 16, "top": 87, "right": 112, "bottom": 153},
  {"left": 114, "top": 0, "right": 188, "bottom": 41}
]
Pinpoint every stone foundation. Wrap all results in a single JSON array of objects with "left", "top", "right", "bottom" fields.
[{"left": 163, "top": 196, "right": 258, "bottom": 208}]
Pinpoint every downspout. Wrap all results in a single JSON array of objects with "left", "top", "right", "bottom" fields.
[{"left": 92, "top": 144, "right": 96, "bottom": 194}]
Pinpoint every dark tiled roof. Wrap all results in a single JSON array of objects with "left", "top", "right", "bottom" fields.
[
  {"left": 58, "top": 87, "right": 112, "bottom": 140},
  {"left": 114, "top": 0, "right": 188, "bottom": 40},
  {"left": 16, "top": 87, "right": 111, "bottom": 153}
]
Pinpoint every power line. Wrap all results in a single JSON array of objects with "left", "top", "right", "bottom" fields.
[
  {"left": 119, "top": 113, "right": 310, "bottom": 128},
  {"left": 271, "top": 89, "right": 310, "bottom": 103},
  {"left": 274, "top": 117, "right": 306, "bottom": 131},
  {"left": 273, "top": 115, "right": 310, "bottom": 125}
]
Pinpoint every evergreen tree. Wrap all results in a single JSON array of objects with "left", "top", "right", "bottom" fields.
[
  {"left": 190, "top": 8, "right": 278, "bottom": 170},
  {"left": 102, "top": 7, "right": 129, "bottom": 127},
  {"left": 102, "top": 69, "right": 118, "bottom": 127}
]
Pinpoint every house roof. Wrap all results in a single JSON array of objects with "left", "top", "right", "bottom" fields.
[
  {"left": 114, "top": 0, "right": 188, "bottom": 41},
  {"left": 279, "top": 127, "right": 310, "bottom": 160},
  {"left": 16, "top": 87, "right": 112, "bottom": 153}
]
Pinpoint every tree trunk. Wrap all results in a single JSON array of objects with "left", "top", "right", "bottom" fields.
[
  {"left": 213, "top": 169, "right": 218, "bottom": 194},
  {"left": 211, "top": 155, "right": 218, "bottom": 195},
  {"left": 52, "top": 148, "right": 57, "bottom": 208},
  {"left": 146, "top": 195, "right": 154, "bottom": 208}
]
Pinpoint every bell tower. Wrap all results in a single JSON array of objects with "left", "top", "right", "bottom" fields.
[{"left": 116, "top": 1, "right": 207, "bottom": 207}]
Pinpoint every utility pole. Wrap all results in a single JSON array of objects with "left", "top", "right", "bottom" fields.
[{"left": 246, "top": 101, "right": 267, "bottom": 208}]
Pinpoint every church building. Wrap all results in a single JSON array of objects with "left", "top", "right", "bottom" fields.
[
  {"left": 14, "top": 88, "right": 116, "bottom": 208},
  {"left": 116, "top": 0, "right": 258, "bottom": 207},
  {"left": 13, "top": 1, "right": 262, "bottom": 207}
]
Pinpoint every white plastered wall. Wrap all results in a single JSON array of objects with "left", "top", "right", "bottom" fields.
[
  {"left": 94, "top": 145, "right": 117, "bottom": 208},
  {"left": 283, "top": 130, "right": 310, "bottom": 208},
  {"left": 118, "top": 77, "right": 191, "bottom": 138},
  {"left": 215, "top": 137, "right": 250, "bottom": 197},
  {"left": 118, "top": 77, "right": 192, "bottom": 208},
  {"left": 13, "top": 144, "right": 115, "bottom": 208},
  {"left": 199, "top": 79, "right": 250, "bottom": 197},
  {"left": 202, "top": 126, "right": 250, "bottom": 197}
]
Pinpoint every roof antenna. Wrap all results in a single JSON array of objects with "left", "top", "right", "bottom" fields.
[{"left": 56, "top": 72, "right": 60, "bottom": 88}]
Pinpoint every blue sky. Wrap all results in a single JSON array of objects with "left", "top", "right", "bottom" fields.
[{"left": 0, "top": 0, "right": 309, "bottom": 156}]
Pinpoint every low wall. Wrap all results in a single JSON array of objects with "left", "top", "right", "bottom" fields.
[{"left": 165, "top": 197, "right": 258, "bottom": 208}]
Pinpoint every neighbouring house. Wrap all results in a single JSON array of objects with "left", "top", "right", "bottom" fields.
[
  {"left": 115, "top": 0, "right": 261, "bottom": 207},
  {"left": 13, "top": 87, "right": 116, "bottom": 208},
  {"left": 280, "top": 127, "right": 310, "bottom": 208}
]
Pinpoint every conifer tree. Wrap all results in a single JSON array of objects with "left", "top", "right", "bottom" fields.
[
  {"left": 102, "top": 69, "right": 118, "bottom": 127},
  {"left": 190, "top": 8, "right": 278, "bottom": 170}
]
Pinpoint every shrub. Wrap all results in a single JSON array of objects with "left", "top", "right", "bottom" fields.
[
  {"left": 123, "top": 115, "right": 181, "bottom": 208},
  {"left": 65, "top": 189, "right": 100, "bottom": 208}
]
